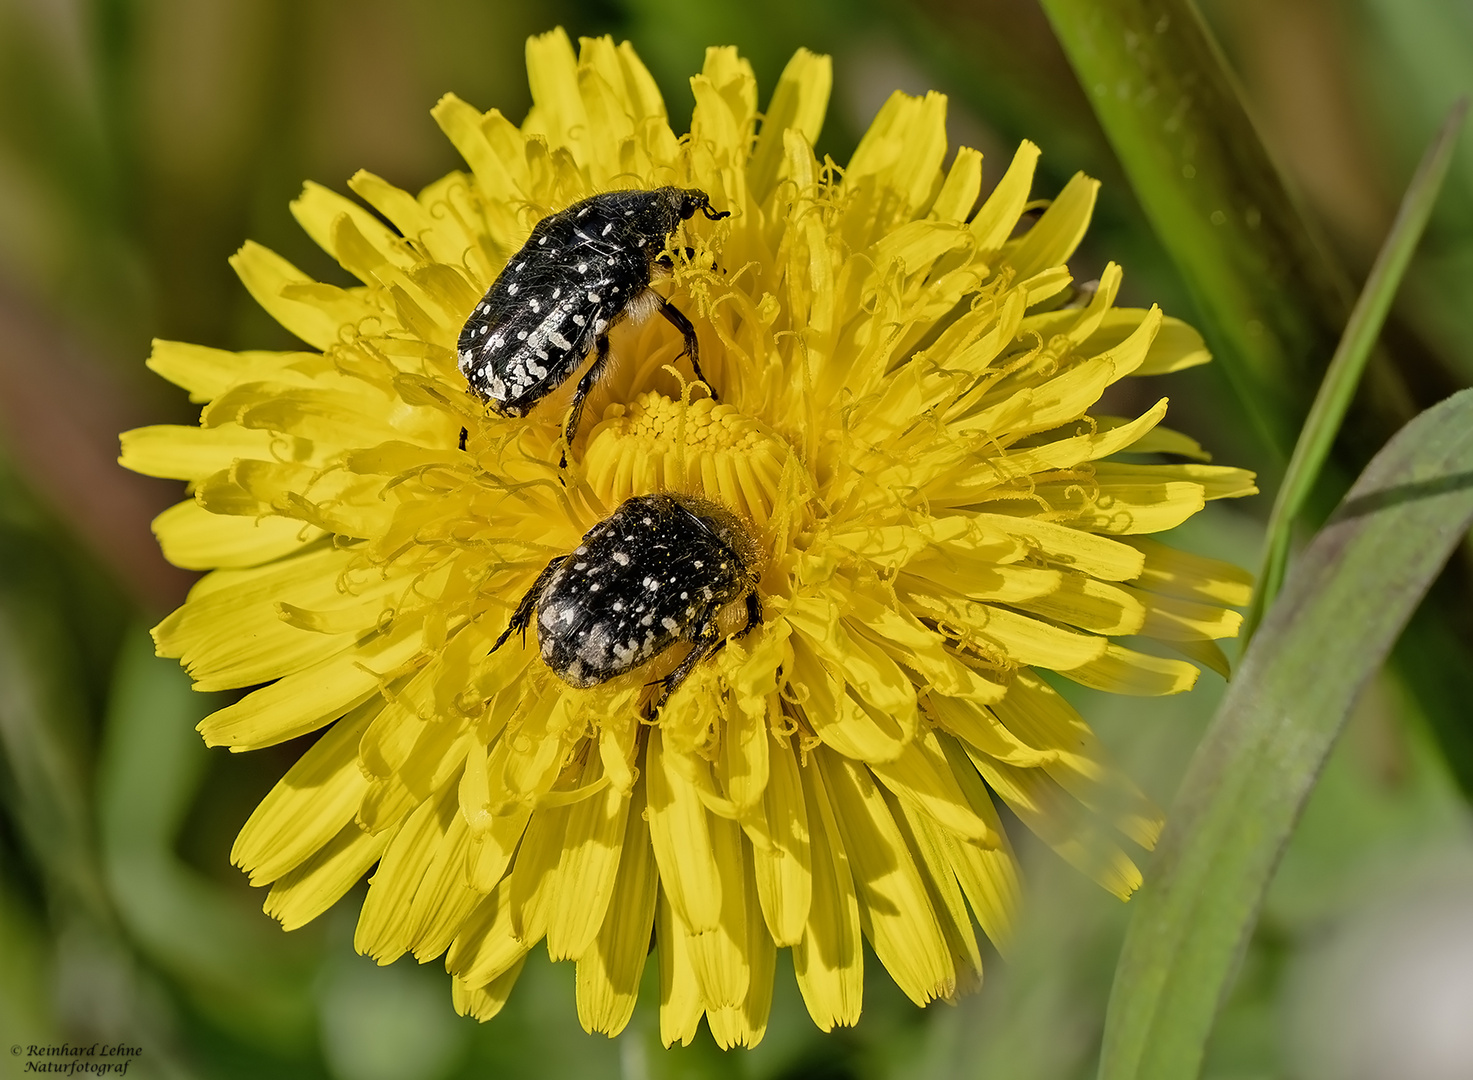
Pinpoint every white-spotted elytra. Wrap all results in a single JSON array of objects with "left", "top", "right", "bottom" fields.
[
  {"left": 491, "top": 492, "right": 762, "bottom": 709},
  {"left": 457, "top": 187, "right": 729, "bottom": 465}
]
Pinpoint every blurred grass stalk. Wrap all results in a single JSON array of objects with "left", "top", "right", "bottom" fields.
[
  {"left": 1250, "top": 99, "right": 1469, "bottom": 635},
  {"left": 1037, "top": 0, "right": 1473, "bottom": 793},
  {"left": 1037, "top": 0, "right": 1378, "bottom": 458}
]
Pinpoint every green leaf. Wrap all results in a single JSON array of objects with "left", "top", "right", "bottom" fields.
[
  {"left": 1250, "top": 100, "right": 1468, "bottom": 634},
  {"left": 1098, "top": 387, "right": 1473, "bottom": 1080}
]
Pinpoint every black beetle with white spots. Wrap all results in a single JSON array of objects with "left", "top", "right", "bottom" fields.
[
  {"left": 491, "top": 493, "right": 762, "bottom": 710},
  {"left": 457, "top": 186, "right": 729, "bottom": 463}
]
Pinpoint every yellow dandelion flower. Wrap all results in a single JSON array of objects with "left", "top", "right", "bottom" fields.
[{"left": 120, "top": 29, "right": 1256, "bottom": 1048}]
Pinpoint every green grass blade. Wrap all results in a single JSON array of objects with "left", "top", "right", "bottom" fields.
[
  {"left": 1036, "top": 0, "right": 1359, "bottom": 458},
  {"left": 1097, "top": 387, "right": 1473, "bottom": 1080},
  {"left": 1249, "top": 99, "right": 1468, "bottom": 635}
]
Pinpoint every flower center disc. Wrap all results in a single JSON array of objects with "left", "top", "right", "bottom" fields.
[{"left": 582, "top": 391, "right": 793, "bottom": 527}]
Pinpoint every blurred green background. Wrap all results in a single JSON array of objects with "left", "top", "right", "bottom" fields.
[{"left": 2, "top": 1, "right": 1472, "bottom": 1078}]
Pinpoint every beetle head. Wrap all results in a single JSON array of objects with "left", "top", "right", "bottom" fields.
[
  {"left": 660, "top": 187, "right": 730, "bottom": 223},
  {"left": 682, "top": 189, "right": 731, "bottom": 222}
]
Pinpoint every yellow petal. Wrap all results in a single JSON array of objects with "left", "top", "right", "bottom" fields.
[
  {"left": 152, "top": 499, "right": 322, "bottom": 570},
  {"left": 934, "top": 733, "right": 1022, "bottom": 949},
  {"left": 1160, "top": 635, "right": 1233, "bottom": 679},
  {"left": 972, "top": 140, "right": 1040, "bottom": 249},
  {"left": 982, "top": 397, "right": 1170, "bottom": 483},
  {"left": 575, "top": 776, "right": 658, "bottom": 1037},
  {"left": 964, "top": 743, "right": 1142, "bottom": 900},
  {"left": 366, "top": 655, "right": 479, "bottom": 801},
  {"left": 706, "top": 848, "right": 776, "bottom": 1049},
  {"left": 346, "top": 172, "right": 436, "bottom": 256},
  {"left": 464, "top": 800, "right": 531, "bottom": 895},
  {"left": 446, "top": 879, "right": 526, "bottom": 990},
  {"left": 1023, "top": 306, "right": 1211, "bottom": 376},
  {"left": 210, "top": 377, "right": 414, "bottom": 452},
  {"left": 1131, "top": 585, "right": 1244, "bottom": 641},
  {"left": 792, "top": 757, "right": 863, "bottom": 1031},
  {"left": 845, "top": 90, "right": 949, "bottom": 226},
  {"left": 886, "top": 789, "right": 983, "bottom": 996},
  {"left": 1023, "top": 473, "right": 1207, "bottom": 535},
  {"left": 684, "top": 802, "right": 751, "bottom": 1011},
  {"left": 930, "top": 146, "right": 983, "bottom": 223},
  {"left": 430, "top": 94, "right": 529, "bottom": 218},
  {"left": 869, "top": 729, "right": 999, "bottom": 845},
  {"left": 787, "top": 635, "right": 909, "bottom": 763},
  {"left": 924, "top": 693, "right": 1058, "bottom": 768},
  {"left": 498, "top": 690, "right": 580, "bottom": 804},
  {"left": 230, "top": 241, "right": 371, "bottom": 352},
  {"left": 232, "top": 699, "right": 378, "bottom": 885},
  {"left": 657, "top": 893, "right": 705, "bottom": 1048},
  {"left": 748, "top": 732, "right": 812, "bottom": 947},
  {"left": 290, "top": 180, "right": 418, "bottom": 284},
  {"left": 748, "top": 48, "right": 832, "bottom": 205},
  {"left": 355, "top": 794, "right": 455, "bottom": 963},
  {"left": 646, "top": 728, "right": 723, "bottom": 933},
  {"left": 845, "top": 588, "right": 1006, "bottom": 705},
  {"left": 1004, "top": 171, "right": 1098, "bottom": 281},
  {"left": 816, "top": 748, "right": 955, "bottom": 1006},
  {"left": 1125, "top": 536, "right": 1255, "bottom": 607},
  {"left": 523, "top": 28, "right": 588, "bottom": 165},
  {"left": 789, "top": 606, "right": 920, "bottom": 751},
  {"left": 1011, "top": 572, "right": 1148, "bottom": 637},
  {"left": 576, "top": 63, "right": 638, "bottom": 189},
  {"left": 546, "top": 754, "right": 631, "bottom": 961},
  {"left": 145, "top": 339, "right": 240, "bottom": 402},
  {"left": 1122, "top": 421, "right": 1213, "bottom": 461},
  {"left": 972, "top": 513, "right": 1146, "bottom": 581},
  {"left": 953, "top": 601, "right": 1109, "bottom": 671},
  {"left": 406, "top": 805, "right": 483, "bottom": 962},
  {"left": 451, "top": 958, "right": 526, "bottom": 1022},
  {"left": 613, "top": 39, "right": 667, "bottom": 122},
  {"left": 598, "top": 692, "right": 641, "bottom": 795},
  {"left": 989, "top": 670, "right": 1162, "bottom": 849},
  {"left": 145, "top": 339, "right": 312, "bottom": 403},
  {"left": 956, "top": 309, "right": 1162, "bottom": 447},
  {"left": 195, "top": 623, "right": 423, "bottom": 749},
  {"left": 1061, "top": 642, "right": 1201, "bottom": 696},
  {"left": 155, "top": 545, "right": 378, "bottom": 692},
  {"left": 690, "top": 47, "right": 758, "bottom": 172},
  {"left": 1094, "top": 461, "right": 1258, "bottom": 502},
  {"left": 715, "top": 685, "right": 768, "bottom": 815},
  {"left": 264, "top": 821, "right": 388, "bottom": 931},
  {"left": 505, "top": 803, "right": 568, "bottom": 948}
]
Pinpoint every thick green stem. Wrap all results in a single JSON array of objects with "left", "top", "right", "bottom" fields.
[{"left": 1036, "top": 0, "right": 1415, "bottom": 457}]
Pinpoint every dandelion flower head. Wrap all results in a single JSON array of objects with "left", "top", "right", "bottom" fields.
[{"left": 121, "top": 30, "right": 1256, "bottom": 1048}]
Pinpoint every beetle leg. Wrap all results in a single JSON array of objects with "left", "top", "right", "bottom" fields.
[
  {"left": 739, "top": 590, "right": 763, "bottom": 638},
  {"left": 491, "top": 556, "right": 564, "bottom": 653},
  {"left": 651, "top": 617, "right": 723, "bottom": 710},
  {"left": 648, "top": 590, "right": 762, "bottom": 710},
  {"left": 559, "top": 334, "right": 613, "bottom": 471},
  {"left": 655, "top": 246, "right": 698, "bottom": 272},
  {"left": 655, "top": 296, "right": 716, "bottom": 401}
]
